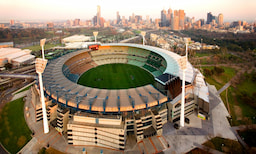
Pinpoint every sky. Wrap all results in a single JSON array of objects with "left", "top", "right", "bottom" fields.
[{"left": 0, "top": 0, "right": 255, "bottom": 23}]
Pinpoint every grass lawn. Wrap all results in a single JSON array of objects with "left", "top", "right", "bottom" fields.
[
  {"left": 22, "top": 43, "right": 58, "bottom": 52},
  {"left": 78, "top": 63, "right": 155, "bottom": 89},
  {"left": 0, "top": 98, "right": 32, "bottom": 154},
  {"left": 195, "top": 52, "right": 212, "bottom": 57},
  {"left": 202, "top": 67, "right": 256, "bottom": 126},
  {"left": 203, "top": 66, "right": 236, "bottom": 90},
  {"left": 203, "top": 137, "right": 244, "bottom": 153},
  {"left": 236, "top": 79, "right": 256, "bottom": 97}
]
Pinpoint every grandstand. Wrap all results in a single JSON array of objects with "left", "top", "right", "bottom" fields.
[{"left": 38, "top": 43, "right": 209, "bottom": 150}]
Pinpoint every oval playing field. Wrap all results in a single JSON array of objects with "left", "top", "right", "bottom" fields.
[{"left": 77, "top": 63, "right": 155, "bottom": 89}]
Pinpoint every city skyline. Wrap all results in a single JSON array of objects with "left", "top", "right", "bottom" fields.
[{"left": 0, "top": 0, "right": 255, "bottom": 23}]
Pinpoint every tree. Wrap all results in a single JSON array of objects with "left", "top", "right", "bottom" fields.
[
  {"left": 203, "top": 68, "right": 213, "bottom": 77},
  {"left": 213, "top": 66, "right": 224, "bottom": 75},
  {"left": 4, "top": 63, "right": 13, "bottom": 70}
]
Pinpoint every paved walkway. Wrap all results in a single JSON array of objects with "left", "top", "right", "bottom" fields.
[
  {"left": 162, "top": 84, "right": 237, "bottom": 154},
  {"left": 217, "top": 81, "right": 231, "bottom": 95},
  {"left": 10, "top": 90, "right": 28, "bottom": 101}
]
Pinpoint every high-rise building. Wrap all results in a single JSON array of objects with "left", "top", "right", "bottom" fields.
[
  {"left": 97, "top": 5, "right": 101, "bottom": 26},
  {"left": 135, "top": 15, "right": 142, "bottom": 23},
  {"left": 179, "top": 10, "right": 185, "bottom": 30},
  {"left": 10, "top": 20, "right": 14, "bottom": 25},
  {"left": 117, "top": 12, "right": 121, "bottom": 24},
  {"left": 172, "top": 13, "right": 179, "bottom": 30},
  {"left": 146, "top": 15, "right": 150, "bottom": 23},
  {"left": 132, "top": 13, "right": 135, "bottom": 23},
  {"left": 74, "top": 19, "right": 80, "bottom": 26},
  {"left": 207, "top": 12, "right": 213, "bottom": 24},
  {"left": 218, "top": 13, "right": 223, "bottom": 26},
  {"left": 100, "top": 17, "right": 105, "bottom": 27},
  {"left": 200, "top": 19, "right": 205, "bottom": 26},
  {"left": 166, "top": 8, "right": 172, "bottom": 26},
  {"left": 161, "top": 9, "right": 167, "bottom": 27},
  {"left": 67, "top": 20, "right": 73, "bottom": 27}
]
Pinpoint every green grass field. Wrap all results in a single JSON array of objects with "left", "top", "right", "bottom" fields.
[
  {"left": 0, "top": 98, "right": 32, "bottom": 154},
  {"left": 78, "top": 64, "right": 155, "bottom": 89}
]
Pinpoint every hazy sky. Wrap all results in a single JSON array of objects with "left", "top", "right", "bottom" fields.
[{"left": 0, "top": 0, "right": 255, "bottom": 22}]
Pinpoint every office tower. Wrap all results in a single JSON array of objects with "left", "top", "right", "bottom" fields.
[
  {"left": 218, "top": 13, "right": 223, "bottom": 26},
  {"left": 172, "top": 11, "right": 179, "bottom": 31},
  {"left": 179, "top": 10, "right": 185, "bottom": 30},
  {"left": 161, "top": 9, "right": 167, "bottom": 27},
  {"left": 100, "top": 17, "right": 105, "bottom": 27},
  {"left": 167, "top": 8, "right": 172, "bottom": 26},
  {"left": 146, "top": 15, "right": 150, "bottom": 23},
  {"left": 117, "top": 12, "right": 121, "bottom": 24},
  {"left": 173, "top": 16, "right": 179, "bottom": 30},
  {"left": 93, "top": 16, "right": 97, "bottom": 26},
  {"left": 135, "top": 15, "right": 142, "bottom": 23},
  {"left": 67, "top": 20, "right": 73, "bottom": 27},
  {"left": 10, "top": 20, "right": 14, "bottom": 25},
  {"left": 191, "top": 17, "right": 195, "bottom": 24},
  {"left": 200, "top": 19, "right": 205, "bottom": 26},
  {"left": 74, "top": 19, "right": 80, "bottom": 26},
  {"left": 96, "top": 5, "right": 101, "bottom": 26},
  {"left": 97, "top": 5, "right": 101, "bottom": 26},
  {"left": 207, "top": 12, "right": 213, "bottom": 24},
  {"left": 132, "top": 13, "right": 135, "bottom": 23}
]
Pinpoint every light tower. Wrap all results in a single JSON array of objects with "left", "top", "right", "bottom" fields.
[
  {"left": 178, "top": 38, "right": 188, "bottom": 127},
  {"left": 141, "top": 31, "right": 146, "bottom": 45},
  {"left": 35, "top": 38, "right": 49, "bottom": 134},
  {"left": 93, "top": 31, "right": 98, "bottom": 43},
  {"left": 40, "top": 38, "right": 46, "bottom": 59}
]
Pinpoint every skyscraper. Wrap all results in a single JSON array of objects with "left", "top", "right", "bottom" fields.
[
  {"left": 161, "top": 9, "right": 167, "bottom": 27},
  {"left": 74, "top": 19, "right": 80, "bottom": 26},
  {"left": 218, "top": 13, "right": 224, "bottom": 26},
  {"left": 207, "top": 12, "right": 213, "bottom": 24},
  {"left": 97, "top": 5, "right": 101, "bottom": 26},
  {"left": 117, "top": 11, "right": 121, "bottom": 24},
  {"left": 172, "top": 15, "right": 179, "bottom": 30},
  {"left": 10, "top": 20, "right": 14, "bottom": 25},
  {"left": 179, "top": 10, "right": 185, "bottom": 30},
  {"left": 166, "top": 8, "right": 172, "bottom": 26}
]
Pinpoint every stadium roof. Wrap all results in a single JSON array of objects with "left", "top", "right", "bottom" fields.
[
  {"left": 42, "top": 43, "right": 209, "bottom": 112},
  {"left": 12, "top": 54, "right": 35, "bottom": 63},
  {"left": 62, "top": 35, "right": 92, "bottom": 43}
]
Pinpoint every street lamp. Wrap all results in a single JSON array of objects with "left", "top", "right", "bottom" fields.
[
  {"left": 93, "top": 31, "right": 98, "bottom": 43},
  {"left": 178, "top": 38, "right": 188, "bottom": 127},
  {"left": 141, "top": 31, "right": 146, "bottom": 45},
  {"left": 35, "top": 39, "right": 49, "bottom": 134}
]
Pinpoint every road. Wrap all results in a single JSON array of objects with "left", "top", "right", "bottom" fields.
[{"left": 0, "top": 74, "right": 37, "bottom": 79}]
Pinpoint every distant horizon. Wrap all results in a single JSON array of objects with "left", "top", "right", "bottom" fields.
[{"left": 1, "top": 0, "right": 255, "bottom": 23}]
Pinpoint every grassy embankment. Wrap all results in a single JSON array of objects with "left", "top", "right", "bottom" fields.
[{"left": 0, "top": 98, "right": 31, "bottom": 154}]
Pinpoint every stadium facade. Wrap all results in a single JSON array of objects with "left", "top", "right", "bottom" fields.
[{"left": 32, "top": 43, "right": 209, "bottom": 150}]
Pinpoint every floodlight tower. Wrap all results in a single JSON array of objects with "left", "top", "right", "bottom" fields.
[
  {"left": 93, "top": 31, "right": 98, "bottom": 43},
  {"left": 179, "top": 38, "right": 188, "bottom": 127},
  {"left": 35, "top": 39, "right": 49, "bottom": 134},
  {"left": 141, "top": 31, "right": 146, "bottom": 45},
  {"left": 40, "top": 38, "right": 46, "bottom": 59}
]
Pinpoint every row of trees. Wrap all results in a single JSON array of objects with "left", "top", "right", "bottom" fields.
[
  {"left": 0, "top": 28, "right": 52, "bottom": 44},
  {"left": 203, "top": 66, "right": 225, "bottom": 77},
  {"left": 182, "top": 29, "right": 256, "bottom": 51}
]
